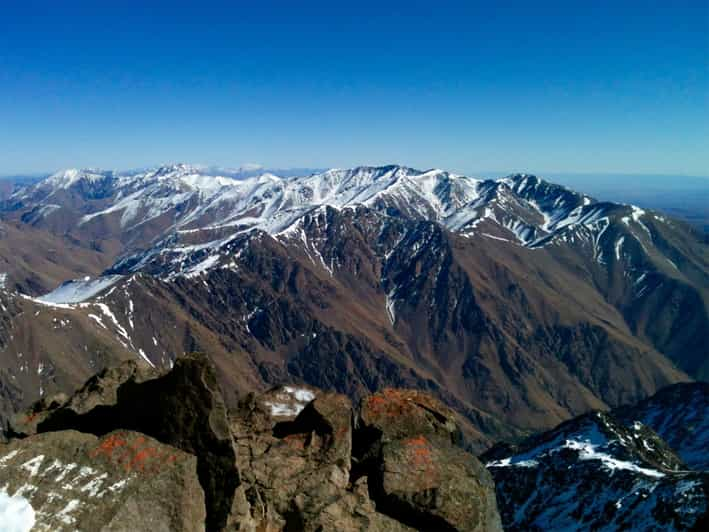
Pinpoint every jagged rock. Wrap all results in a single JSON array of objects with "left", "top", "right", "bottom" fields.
[
  {"left": 9, "top": 353, "right": 238, "bottom": 531},
  {"left": 229, "top": 388, "right": 417, "bottom": 531},
  {"left": 0, "top": 429, "right": 205, "bottom": 531},
  {"left": 232, "top": 390, "right": 347, "bottom": 528},
  {"left": 483, "top": 411, "right": 709, "bottom": 530},
  {"left": 10, "top": 360, "right": 159, "bottom": 436},
  {"left": 5, "top": 363, "right": 504, "bottom": 531},
  {"left": 356, "top": 389, "right": 502, "bottom": 532},
  {"left": 300, "top": 475, "right": 415, "bottom": 532}
]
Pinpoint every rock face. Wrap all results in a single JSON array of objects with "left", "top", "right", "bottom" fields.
[
  {"left": 2, "top": 358, "right": 503, "bottom": 531},
  {"left": 483, "top": 411, "right": 709, "bottom": 531},
  {"left": 0, "top": 429, "right": 205, "bottom": 531},
  {"left": 356, "top": 389, "right": 502, "bottom": 532},
  {"left": 5, "top": 352, "right": 708, "bottom": 531},
  {"left": 230, "top": 388, "right": 412, "bottom": 531},
  {"left": 10, "top": 353, "right": 238, "bottom": 531},
  {"left": 230, "top": 385, "right": 503, "bottom": 531}
]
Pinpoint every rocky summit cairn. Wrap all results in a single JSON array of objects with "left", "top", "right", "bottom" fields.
[
  {"left": 230, "top": 388, "right": 414, "bottom": 531},
  {"left": 2, "top": 355, "right": 503, "bottom": 531}
]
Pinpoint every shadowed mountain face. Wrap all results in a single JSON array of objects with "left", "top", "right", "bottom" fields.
[
  {"left": 613, "top": 382, "right": 709, "bottom": 471},
  {"left": 0, "top": 164, "right": 706, "bottom": 449},
  {"left": 482, "top": 405, "right": 709, "bottom": 531}
]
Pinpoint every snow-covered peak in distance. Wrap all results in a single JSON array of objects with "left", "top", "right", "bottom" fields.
[
  {"left": 43, "top": 168, "right": 114, "bottom": 189},
  {"left": 15, "top": 162, "right": 670, "bottom": 262}
]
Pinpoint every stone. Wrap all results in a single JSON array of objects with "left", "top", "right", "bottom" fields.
[
  {"left": 229, "top": 389, "right": 414, "bottom": 531},
  {"left": 6, "top": 360, "right": 504, "bottom": 531},
  {"left": 359, "top": 388, "right": 461, "bottom": 445},
  {"left": 10, "top": 353, "right": 237, "bottom": 531},
  {"left": 373, "top": 435, "right": 501, "bottom": 531},
  {"left": 356, "top": 389, "right": 502, "bottom": 532},
  {"left": 0, "top": 429, "right": 205, "bottom": 531},
  {"left": 10, "top": 361, "right": 159, "bottom": 437}
]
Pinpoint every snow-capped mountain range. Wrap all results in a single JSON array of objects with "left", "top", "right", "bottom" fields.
[
  {"left": 9, "top": 163, "right": 684, "bottom": 282},
  {"left": 0, "top": 163, "right": 706, "bottom": 532},
  {"left": 14, "top": 163, "right": 637, "bottom": 242}
]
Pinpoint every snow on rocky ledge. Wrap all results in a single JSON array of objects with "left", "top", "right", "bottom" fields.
[
  {"left": 262, "top": 386, "right": 317, "bottom": 418},
  {"left": 0, "top": 489, "right": 35, "bottom": 532}
]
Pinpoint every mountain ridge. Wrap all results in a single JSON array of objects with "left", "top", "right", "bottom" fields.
[{"left": 0, "top": 164, "right": 706, "bottom": 453}]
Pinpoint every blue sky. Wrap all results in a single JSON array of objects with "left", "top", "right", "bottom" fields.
[{"left": 1, "top": 0, "right": 707, "bottom": 176}]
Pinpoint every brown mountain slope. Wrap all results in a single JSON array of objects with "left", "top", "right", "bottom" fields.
[
  {"left": 0, "top": 220, "right": 113, "bottom": 294},
  {"left": 0, "top": 206, "right": 693, "bottom": 451}
]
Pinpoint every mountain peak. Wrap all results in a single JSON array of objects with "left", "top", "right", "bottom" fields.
[
  {"left": 45, "top": 168, "right": 113, "bottom": 189},
  {"left": 152, "top": 163, "right": 207, "bottom": 177}
]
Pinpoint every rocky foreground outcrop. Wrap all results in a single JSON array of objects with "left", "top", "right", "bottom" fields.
[
  {"left": 0, "top": 353, "right": 502, "bottom": 531},
  {"left": 0, "top": 430, "right": 205, "bottom": 531}
]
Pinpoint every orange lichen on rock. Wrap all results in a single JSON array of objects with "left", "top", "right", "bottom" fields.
[
  {"left": 405, "top": 435, "right": 433, "bottom": 468},
  {"left": 282, "top": 433, "right": 307, "bottom": 451},
  {"left": 364, "top": 389, "right": 414, "bottom": 419},
  {"left": 89, "top": 432, "right": 181, "bottom": 474},
  {"left": 89, "top": 433, "right": 128, "bottom": 459}
]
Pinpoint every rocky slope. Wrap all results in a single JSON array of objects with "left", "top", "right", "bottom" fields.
[
  {"left": 0, "top": 353, "right": 501, "bottom": 531},
  {"left": 483, "top": 390, "right": 709, "bottom": 531},
  {"left": 0, "top": 164, "right": 706, "bottom": 450}
]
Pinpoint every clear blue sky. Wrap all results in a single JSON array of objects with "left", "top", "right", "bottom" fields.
[{"left": 1, "top": 0, "right": 707, "bottom": 176}]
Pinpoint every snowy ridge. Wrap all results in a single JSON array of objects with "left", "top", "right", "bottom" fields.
[
  {"left": 36, "top": 276, "right": 124, "bottom": 305},
  {"left": 17, "top": 275, "right": 163, "bottom": 370},
  {"left": 487, "top": 412, "right": 672, "bottom": 478},
  {"left": 485, "top": 411, "right": 708, "bottom": 530},
  {"left": 11, "top": 164, "right": 592, "bottom": 240},
  {"left": 13, "top": 164, "right": 676, "bottom": 284}
]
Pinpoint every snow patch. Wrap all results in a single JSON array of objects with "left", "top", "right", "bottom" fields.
[
  {"left": 264, "top": 386, "right": 316, "bottom": 417},
  {"left": 0, "top": 489, "right": 35, "bottom": 532},
  {"left": 614, "top": 236, "right": 625, "bottom": 261},
  {"left": 563, "top": 437, "right": 664, "bottom": 478},
  {"left": 36, "top": 276, "right": 123, "bottom": 305},
  {"left": 137, "top": 348, "right": 155, "bottom": 368}
]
